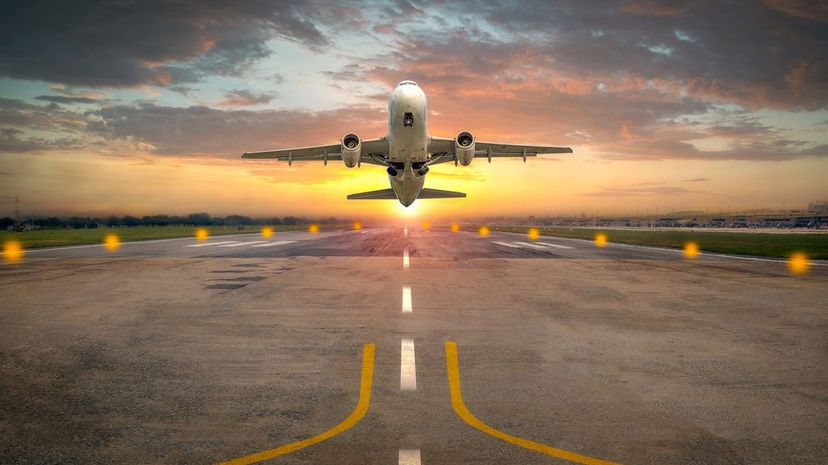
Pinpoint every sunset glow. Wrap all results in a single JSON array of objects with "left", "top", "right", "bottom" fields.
[{"left": 0, "top": 2, "right": 825, "bottom": 220}]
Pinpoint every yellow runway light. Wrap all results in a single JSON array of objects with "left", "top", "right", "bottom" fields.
[
  {"left": 309, "top": 223, "right": 319, "bottom": 233},
  {"left": 353, "top": 221, "right": 362, "bottom": 230},
  {"left": 450, "top": 223, "right": 460, "bottom": 232},
  {"left": 479, "top": 226, "right": 490, "bottom": 237},
  {"left": 528, "top": 228, "right": 540, "bottom": 240},
  {"left": 594, "top": 233, "right": 608, "bottom": 248},
  {"left": 3, "top": 240, "right": 23, "bottom": 263},
  {"left": 788, "top": 252, "right": 810, "bottom": 275},
  {"left": 421, "top": 220, "right": 431, "bottom": 230},
  {"left": 104, "top": 233, "right": 120, "bottom": 251},
  {"left": 683, "top": 241, "right": 699, "bottom": 259},
  {"left": 261, "top": 226, "right": 273, "bottom": 238},
  {"left": 195, "top": 228, "right": 209, "bottom": 241}
]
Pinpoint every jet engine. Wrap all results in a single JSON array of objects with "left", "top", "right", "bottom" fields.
[
  {"left": 341, "top": 133, "right": 361, "bottom": 167},
  {"left": 455, "top": 131, "right": 475, "bottom": 165}
]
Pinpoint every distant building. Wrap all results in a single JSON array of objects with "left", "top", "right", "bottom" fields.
[{"left": 808, "top": 201, "right": 828, "bottom": 213}]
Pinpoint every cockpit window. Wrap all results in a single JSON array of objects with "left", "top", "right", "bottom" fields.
[{"left": 403, "top": 112, "right": 414, "bottom": 127}]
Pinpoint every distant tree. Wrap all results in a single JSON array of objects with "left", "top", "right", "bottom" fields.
[
  {"left": 104, "top": 216, "right": 120, "bottom": 227},
  {"left": 282, "top": 216, "right": 297, "bottom": 225},
  {"left": 0, "top": 217, "right": 15, "bottom": 230},
  {"left": 36, "top": 217, "right": 66, "bottom": 228},
  {"left": 143, "top": 215, "right": 170, "bottom": 226},
  {"left": 211, "top": 216, "right": 225, "bottom": 226},
  {"left": 270, "top": 217, "right": 282, "bottom": 225},
  {"left": 187, "top": 212, "right": 212, "bottom": 225},
  {"left": 121, "top": 215, "right": 141, "bottom": 227},
  {"left": 224, "top": 214, "right": 252, "bottom": 226}
]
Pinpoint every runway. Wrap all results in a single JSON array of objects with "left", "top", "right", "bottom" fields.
[{"left": 1, "top": 227, "right": 826, "bottom": 464}]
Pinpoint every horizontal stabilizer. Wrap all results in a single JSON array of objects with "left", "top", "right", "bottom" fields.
[
  {"left": 347, "top": 188, "right": 397, "bottom": 200},
  {"left": 418, "top": 188, "right": 466, "bottom": 199}
]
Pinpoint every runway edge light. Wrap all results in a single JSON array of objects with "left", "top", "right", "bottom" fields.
[
  {"left": 104, "top": 233, "right": 120, "bottom": 251},
  {"left": 3, "top": 240, "right": 24, "bottom": 263},
  {"left": 595, "top": 232, "right": 608, "bottom": 247},
  {"left": 262, "top": 226, "right": 274, "bottom": 238},
  {"left": 788, "top": 252, "right": 810, "bottom": 275},
  {"left": 479, "top": 225, "right": 490, "bottom": 237},
  {"left": 196, "top": 228, "right": 209, "bottom": 241},
  {"left": 309, "top": 223, "right": 319, "bottom": 233},
  {"left": 683, "top": 241, "right": 699, "bottom": 259},
  {"left": 528, "top": 227, "right": 540, "bottom": 240}
]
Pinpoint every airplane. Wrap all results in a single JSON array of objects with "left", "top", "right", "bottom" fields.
[{"left": 242, "top": 80, "right": 573, "bottom": 207}]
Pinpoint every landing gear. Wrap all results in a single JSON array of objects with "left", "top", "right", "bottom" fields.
[
  {"left": 387, "top": 166, "right": 398, "bottom": 177},
  {"left": 417, "top": 166, "right": 429, "bottom": 176}
]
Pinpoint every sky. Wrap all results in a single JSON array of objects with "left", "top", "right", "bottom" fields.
[{"left": 0, "top": 0, "right": 826, "bottom": 221}]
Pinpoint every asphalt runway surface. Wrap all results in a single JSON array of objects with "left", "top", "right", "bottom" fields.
[{"left": 1, "top": 227, "right": 826, "bottom": 465}]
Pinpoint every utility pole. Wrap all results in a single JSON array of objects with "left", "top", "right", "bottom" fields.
[{"left": 1, "top": 195, "right": 20, "bottom": 224}]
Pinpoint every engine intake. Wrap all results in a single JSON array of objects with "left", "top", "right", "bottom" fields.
[
  {"left": 341, "top": 133, "right": 361, "bottom": 167},
  {"left": 455, "top": 131, "right": 475, "bottom": 166}
]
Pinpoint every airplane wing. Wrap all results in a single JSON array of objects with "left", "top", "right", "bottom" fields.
[
  {"left": 242, "top": 138, "right": 389, "bottom": 165},
  {"left": 428, "top": 137, "right": 572, "bottom": 163}
]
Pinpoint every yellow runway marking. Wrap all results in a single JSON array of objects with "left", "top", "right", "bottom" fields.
[
  {"left": 216, "top": 343, "right": 375, "bottom": 465},
  {"left": 445, "top": 342, "right": 622, "bottom": 465}
]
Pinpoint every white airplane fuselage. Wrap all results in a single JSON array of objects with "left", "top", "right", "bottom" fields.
[{"left": 386, "top": 81, "right": 429, "bottom": 206}]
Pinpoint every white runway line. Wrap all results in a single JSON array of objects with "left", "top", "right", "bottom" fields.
[
  {"left": 537, "top": 242, "right": 574, "bottom": 249},
  {"left": 402, "top": 286, "right": 412, "bottom": 313},
  {"left": 399, "top": 449, "right": 421, "bottom": 465},
  {"left": 403, "top": 247, "right": 410, "bottom": 269},
  {"left": 186, "top": 241, "right": 238, "bottom": 247},
  {"left": 492, "top": 241, "right": 522, "bottom": 248},
  {"left": 513, "top": 241, "right": 551, "bottom": 250},
  {"left": 400, "top": 339, "right": 417, "bottom": 391},
  {"left": 250, "top": 240, "right": 296, "bottom": 248},
  {"left": 404, "top": 226, "right": 408, "bottom": 238},
  {"left": 218, "top": 241, "right": 266, "bottom": 247}
]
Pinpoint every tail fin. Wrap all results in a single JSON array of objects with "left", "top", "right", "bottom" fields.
[
  {"left": 417, "top": 188, "right": 466, "bottom": 199},
  {"left": 347, "top": 187, "right": 466, "bottom": 200}
]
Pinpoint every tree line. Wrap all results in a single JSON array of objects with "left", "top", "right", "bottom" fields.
[{"left": 1, "top": 213, "right": 343, "bottom": 230}]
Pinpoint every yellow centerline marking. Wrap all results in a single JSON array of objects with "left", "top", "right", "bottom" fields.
[
  {"left": 445, "top": 342, "right": 622, "bottom": 465},
  {"left": 216, "top": 343, "right": 375, "bottom": 465}
]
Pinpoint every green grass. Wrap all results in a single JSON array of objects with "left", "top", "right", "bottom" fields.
[
  {"left": 0, "top": 224, "right": 334, "bottom": 249},
  {"left": 493, "top": 226, "right": 828, "bottom": 259}
]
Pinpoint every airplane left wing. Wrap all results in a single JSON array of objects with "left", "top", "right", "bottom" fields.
[{"left": 242, "top": 138, "right": 389, "bottom": 165}]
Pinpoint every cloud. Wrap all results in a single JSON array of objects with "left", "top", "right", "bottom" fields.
[
  {"left": 581, "top": 183, "right": 705, "bottom": 197},
  {"left": 0, "top": 1, "right": 332, "bottom": 87},
  {"left": 34, "top": 95, "right": 100, "bottom": 104},
  {"left": 218, "top": 90, "right": 276, "bottom": 107},
  {"left": 87, "top": 102, "right": 387, "bottom": 156},
  {"left": 683, "top": 177, "right": 710, "bottom": 182}
]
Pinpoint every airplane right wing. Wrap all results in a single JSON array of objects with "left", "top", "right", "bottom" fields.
[
  {"left": 242, "top": 138, "right": 389, "bottom": 165},
  {"left": 428, "top": 137, "right": 572, "bottom": 163}
]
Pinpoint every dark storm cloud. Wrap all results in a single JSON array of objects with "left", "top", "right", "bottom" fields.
[
  {"left": 87, "top": 102, "right": 386, "bottom": 156},
  {"left": 0, "top": 0, "right": 331, "bottom": 87},
  {"left": 466, "top": 0, "right": 828, "bottom": 110},
  {"left": 35, "top": 95, "right": 100, "bottom": 105}
]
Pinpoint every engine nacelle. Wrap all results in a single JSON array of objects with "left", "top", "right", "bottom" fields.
[
  {"left": 341, "top": 133, "right": 361, "bottom": 167},
  {"left": 455, "top": 131, "right": 475, "bottom": 166}
]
